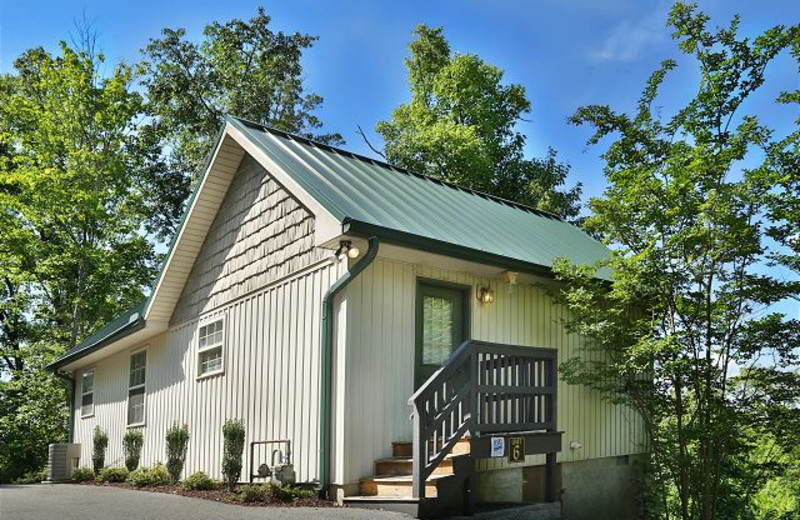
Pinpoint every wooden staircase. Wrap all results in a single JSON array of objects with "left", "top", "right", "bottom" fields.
[{"left": 343, "top": 437, "right": 474, "bottom": 517}]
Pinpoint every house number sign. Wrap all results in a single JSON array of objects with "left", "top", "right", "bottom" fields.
[{"left": 508, "top": 436, "right": 525, "bottom": 463}]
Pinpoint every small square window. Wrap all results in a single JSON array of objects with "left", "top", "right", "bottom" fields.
[{"left": 198, "top": 319, "right": 224, "bottom": 377}]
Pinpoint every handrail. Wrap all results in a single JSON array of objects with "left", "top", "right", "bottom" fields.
[{"left": 408, "top": 340, "right": 557, "bottom": 499}]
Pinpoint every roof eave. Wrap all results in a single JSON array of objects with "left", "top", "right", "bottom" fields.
[
  {"left": 47, "top": 316, "right": 147, "bottom": 372},
  {"left": 343, "top": 219, "right": 556, "bottom": 278}
]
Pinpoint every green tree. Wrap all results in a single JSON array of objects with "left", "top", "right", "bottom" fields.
[
  {"left": 0, "top": 42, "right": 161, "bottom": 481},
  {"left": 552, "top": 4, "right": 800, "bottom": 520},
  {"left": 141, "top": 6, "right": 342, "bottom": 237},
  {"left": 376, "top": 25, "right": 581, "bottom": 220}
]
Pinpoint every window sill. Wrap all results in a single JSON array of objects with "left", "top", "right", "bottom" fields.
[
  {"left": 127, "top": 422, "right": 146, "bottom": 429},
  {"left": 197, "top": 369, "right": 224, "bottom": 381},
  {"left": 81, "top": 413, "right": 94, "bottom": 419}
]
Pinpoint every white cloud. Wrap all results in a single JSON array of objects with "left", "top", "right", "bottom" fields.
[{"left": 590, "top": 4, "right": 669, "bottom": 63}]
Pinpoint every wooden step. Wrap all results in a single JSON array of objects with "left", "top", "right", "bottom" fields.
[
  {"left": 375, "top": 455, "right": 454, "bottom": 477},
  {"left": 392, "top": 436, "right": 471, "bottom": 457},
  {"left": 359, "top": 474, "right": 453, "bottom": 498}
]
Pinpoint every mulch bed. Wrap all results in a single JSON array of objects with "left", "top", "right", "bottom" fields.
[{"left": 78, "top": 480, "right": 334, "bottom": 508}]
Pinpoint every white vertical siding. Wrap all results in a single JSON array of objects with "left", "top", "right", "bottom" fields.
[
  {"left": 341, "top": 257, "right": 646, "bottom": 485},
  {"left": 73, "top": 260, "right": 336, "bottom": 482}
]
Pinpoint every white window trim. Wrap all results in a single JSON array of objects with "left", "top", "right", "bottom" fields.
[
  {"left": 197, "top": 317, "right": 225, "bottom": 379},
  {"left": 80, "top": 369, "right": 95, "bottom": 418},
  {"left": 126, "top": 347, "right": 147, "bottom": 427}
]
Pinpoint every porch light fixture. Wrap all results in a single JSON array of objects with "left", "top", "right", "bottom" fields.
[
  {"left": 476, "top": 285, "right": 495, "bottom": 305},
  {"left": 338, "top": 240, "right": 361, "bottom": 259}
]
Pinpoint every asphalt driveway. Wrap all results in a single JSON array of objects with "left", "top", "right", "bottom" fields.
[{"left": 0, "top": 484, "right": 413, "bottom": 520}]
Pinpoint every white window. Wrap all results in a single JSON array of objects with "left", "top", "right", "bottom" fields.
[
  {"left": 127, "top": 350, "right": 146, "bottom": 425},
  {"left": 198, "top": 319, "right": 224, "bottom": 377},
  {"left": 81, "top": 370, "right": 94, "bottom": 417}
]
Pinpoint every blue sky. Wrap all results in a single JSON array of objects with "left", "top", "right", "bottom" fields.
[{"left": 1, "top": 0, "right": 798, "bottom": 315}]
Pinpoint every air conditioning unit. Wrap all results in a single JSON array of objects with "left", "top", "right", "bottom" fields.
[{"left": 45, "top": 443, "right": 81, "bottom": 482}]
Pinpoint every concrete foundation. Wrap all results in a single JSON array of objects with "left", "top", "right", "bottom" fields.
[{"left": 474, "top": 454, "right": 644, "bottom": 520}]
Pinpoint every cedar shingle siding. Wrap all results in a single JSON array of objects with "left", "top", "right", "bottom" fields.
[{"left": 171, "top": 155, "right": 325, "bottom": 325}]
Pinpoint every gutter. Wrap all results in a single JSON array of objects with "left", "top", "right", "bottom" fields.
[
  {"left": 319, "top": 236, "right": 379, "bottom": 495},
  {"left": 53, "top": 371, "right": 76, "bottom": 443}
]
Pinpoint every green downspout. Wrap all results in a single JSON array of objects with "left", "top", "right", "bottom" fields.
[
  {"left": 54, "top": 372, "right": 76, "bottom": 443},
  {"left": 319, "top": 236, "right": 379, "bottom": 496}
]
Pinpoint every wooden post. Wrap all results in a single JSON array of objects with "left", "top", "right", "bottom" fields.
[{"left": 545, "top": 452, "right": 556, "bottom": 502}]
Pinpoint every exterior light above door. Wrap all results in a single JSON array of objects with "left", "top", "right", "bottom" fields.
[{"left": 476, "top": 285, "right": 495, "bottom": 304}]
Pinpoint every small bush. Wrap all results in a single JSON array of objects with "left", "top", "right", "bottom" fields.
[
  {"left": 98, "top": 466, "right": 129, "bottom": 483},
  {"left": 127, "top": 462, "right": 171, "bottom": 487},
  {"left": 238, "top": 483, "right": 267, "bottom": 503},
  {"left": 13, "top": 468, "right": 46, "bottom": 484},
  {"left": 72, "top": 467, "right": 96, "bottom": 482},
  {"left": 92, "top": 426, "right": 109, "bottom": 474},
  {"left": 165, "top": 423, "right": 189, "bottom": 483},
  {"left": 221, "top": 419, "right": 245, "bottom": 491},
  {"left": 180, "top": 471, "right": 219, "bottom": 491},
  {"left": 267, "top": 481, "right": 315, "bottom": 502},
  {"left": 123, "top": 428, "right": 144, "bottom": 471}
]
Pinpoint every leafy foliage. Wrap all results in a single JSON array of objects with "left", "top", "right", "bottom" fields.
[
  {"left": 140, "top": 6, "right": 342, "bottom": 237},
  {"left": 376, "top": 25, "right": 581, "bottom": 220},
  {"left": 123, "top": 428, "right": 144, "bottom": 472},
  {"left": 127, "top": 462, "right": 170, "bottom": 487},
  {"left": 238, "top": 483, "right": 267, "bottom": 503},
  {"left": 71, "top": 466, "right": 95, "bottom": 482},
  {"left": 12, "top": 467, "right": 46, "bottom": 484},
  {"left": 180, "top": 471, "right": 219, "bottom": 491},
  {"left": 554, "top": 4, "right": 800, "bottom": 520},
  {"left": 98, "top": 466, "right": 129, "bottom": 483},
  {"left": 221, "top": 419, "right": 245, "bottom": 491},
  {"left": 165, "top": 423, "right": 189, "bottom": 483},
  {"left": 92, "top": 427, "right": 108, "bottom": 474},
  {"left": 267, "top": 481, "right": 315, "bottom": 501}
]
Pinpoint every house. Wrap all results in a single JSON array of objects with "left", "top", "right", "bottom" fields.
[{"left": 48, "top": 115, "right": 645, "bottom": 519}]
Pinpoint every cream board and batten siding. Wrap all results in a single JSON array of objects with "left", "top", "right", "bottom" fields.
[
  {"left": 72, "top": 151, "right": 340, "bottom": 482},
  {"left": 72, "top": 259, "right": 339, "bottom": 482},
  {"left": 340, "top": 257, "right": 646, "bottom": 485}
]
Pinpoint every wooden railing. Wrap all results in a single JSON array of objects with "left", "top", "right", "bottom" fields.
[{"left": 408, "top": 340, "right": 557, "bottom": 499}]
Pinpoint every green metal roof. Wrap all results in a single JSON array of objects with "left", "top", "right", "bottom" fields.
[
  {"left": 50, "top": 299, "right": 147, "bottom": 370},
  {"left": 228, "top": 116, "right": 610, "bottom": 277},
  {"left": 50, "top": 116, "right": 609, "bottom": 371}
]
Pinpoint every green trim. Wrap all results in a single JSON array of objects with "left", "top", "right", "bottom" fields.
[
  {"left": 414, "top": 279, "right": 470, "bottom": 389},
  {"left": 319, "top": 236, "right": 379, "bottom": 495},
  {"left": 344, "top": 219, "right": 556, "bottom": 278}
]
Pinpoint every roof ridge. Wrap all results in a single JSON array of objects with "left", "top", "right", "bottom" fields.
[{"left": 227, "top": 115, "right": 564, "bottom": 222}]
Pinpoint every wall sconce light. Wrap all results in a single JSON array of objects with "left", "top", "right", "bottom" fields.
[
  {"left": 338, "top": 240, "right": 360, "bottom": 259},
  {"left": 476, "top": 285, "right": 495, "bottom": 305},
  {"left": 569, "top": 440, "right": 582, "bottom": 450}
]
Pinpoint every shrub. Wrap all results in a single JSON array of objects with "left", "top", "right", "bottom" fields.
[
  {"left": 267, "top": 481, "right": 315, "bottom": 502},
  {"left": 98, "top": 466, "right": 129, "bottom": 483},
  {"left": 221, "top": 419, "right": 245, "bottom": 491},
  {"left": 123, "top": 429, "right": 144, "bottom": 471},
  {"left": 165, "top": 423, "right": 189, "bottom": 483},
  {"left": 238, "top": 483, "right": 267, "bottom": 503},
  {"left": 179, "top": 471, "right": 219, "bottom": 491},
  {"left": 13, "top": 468, "right": 46, "bottom": 484},
  {"left": 127, "top": 462, "right": 171, "bottom": 487},
  {"left": 72, "top": 467, "right": 96, "bottom": 482},
  {"left": 92, "top": 427, "right": 108, "bottom": 474}
]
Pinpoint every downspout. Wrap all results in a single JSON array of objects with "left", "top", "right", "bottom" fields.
[
  {"left": 319, "top": 236, "right": 379, "bottom": 496},
  {"left": 54, "top": 371, "right": 76, "bottom": 443}
]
